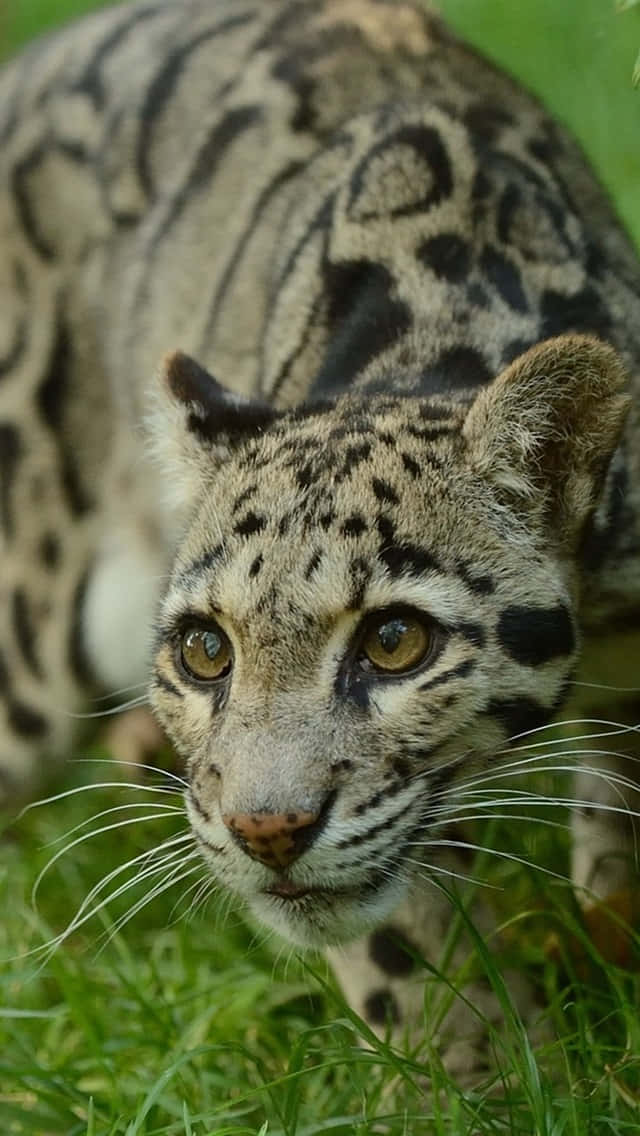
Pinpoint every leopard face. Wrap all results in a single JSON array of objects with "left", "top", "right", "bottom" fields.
[{"left": 147, "top": 339, "right": 625, "bottom": 947}]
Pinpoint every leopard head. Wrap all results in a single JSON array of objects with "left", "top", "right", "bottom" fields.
[{"left": 148, "top": 336, "right": 628, "bottom": 946}]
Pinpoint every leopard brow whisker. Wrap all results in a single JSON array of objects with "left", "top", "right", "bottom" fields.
[{"left": 572, "top": 680, "right": 640, "bottom": 693}]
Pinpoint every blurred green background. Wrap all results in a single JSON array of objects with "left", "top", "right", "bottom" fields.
[{"left": 4, "top": 0, "right": 640, "bottom": 247}]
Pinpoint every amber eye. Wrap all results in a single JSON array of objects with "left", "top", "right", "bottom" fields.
[
  {"left": 359, "top": 612, "right": 431, "bottom": 674},
  {"left": 180, "top": 625, "right": 233, "bottom": 681}
]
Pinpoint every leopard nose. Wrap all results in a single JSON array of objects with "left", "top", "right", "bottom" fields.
[{"left": 222, "top": 805, "right": 326, "bottom": 869}]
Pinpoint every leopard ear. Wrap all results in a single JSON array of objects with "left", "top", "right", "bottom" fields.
[
  {"left": 462, "top": 335, "right": 630, "bottom": 547},
  {"left": 147, "top": 351, "right": 280, "bottom": 516}
]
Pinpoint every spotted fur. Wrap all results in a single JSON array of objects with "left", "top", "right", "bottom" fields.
[{"left": 1, "top": 0, "right": 639, "bottom": 1072}]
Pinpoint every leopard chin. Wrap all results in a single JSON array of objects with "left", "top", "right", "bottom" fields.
[{"left": 248, "top": 876, "right": 410, "bottom": 949}]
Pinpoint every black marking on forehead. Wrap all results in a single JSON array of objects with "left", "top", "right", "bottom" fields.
[
  {"left": 369, "top": 926, "right": 418, "bottom": 977},
  {"left": 371, "top": 478, "right": 399, "bottom": 506},
  {"left": 454, "top": 621, "right": 486, "bottom": 648},
  {"left": 497, "top": 605, "right": 575, "bottom": 666},
  {"left": 319, "top": 510, "right": 336, "bottom": 530},
  {"left": 249, "top": 554, "right": 264, "bottom": 579},
  {"left": 233, "top": 512, "right": 267, "bottom": 538},
  {"left": 400, "top": 452, "right": 421, "bottom": 479},
  {"left": 456, "top": 561, "right": 495, "bottom": 596},
  {"left": 338, "top": 441, "right": 372, "bottom": 480},
  {"left": 341, "top": 514, "right": 368, "bottom": 538},
  {"left": 304, "top": 549, "right": 323, "bottom": 579},
  {"left": 232, "top": 484, "right": 258, "bottom": 513},
  {"left": 0, "top": 423, "right": 21, "bottom": 538},
  {"left": 183, "top": 544, "right": 225, "bottom": 581},
  {"left": 348, "top": 556, "right": 371, "bottom": 611},
  {"left": 379, "top": 542, "right": 439, "bottom": 578}
]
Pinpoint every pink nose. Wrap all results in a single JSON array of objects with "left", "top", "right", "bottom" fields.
[{"left": 222, "top": 809, "right": 319, "bottom": 869}]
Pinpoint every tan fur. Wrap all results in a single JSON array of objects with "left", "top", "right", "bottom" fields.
[{"left": 1, "top": 0, "right": 639, "bottom": 1078}]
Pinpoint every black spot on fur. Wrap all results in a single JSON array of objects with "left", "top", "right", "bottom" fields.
[
  {"left": 40, "top": 532, "right": 61, "bottom": 569},
  {"left": 319, "top": 510, "right": 335, "bottom": 531},
  {"left": 480, "top": 246, "right": 527, "bottom": 312},
  {"left": 37, "top": 320, "right": 92, "bottom": 515},
  {"left": 312, "top": 261, "right": 412, "bottom": 395},
  {"left": 369, "top": 927, "right": 418, "bottom": 977},
  {"left": 376, "top": 515, "right": 396, "bottom": 544},
  {"left": 400, "top": 452, "right": 421, "bottom": 479},
  {"left": 419, "top": 658, "right": 475, "bottom": 692},
  {"left": 456, "top": 561, "right": 495, "bottom": 595},
  {"left": 455, "top": 621, "right": 486, "bottom": 648},
  {"left": 184, "top": 544, "right": 224, "bottom": 580},
  {"left": 153, "top": 672, "right": 183, "bottom": 699},
  {"left": 9, "top": 700, "right": 47, "bottom": 739},
  {"left": 364, "top": 988, "right": 400, "bottom": 1026},
  {"left": 501, "top": 338, "right": 531, "bottom": 366},
  {"left": 347, "top": 557, "right": 371, "bottom": 610},
  {"left": 69, "top": 570, "right": 96, "bottom": 686},
  {"left": 419, "top": 346, "right": 492, "bottom": 395},
  {"left": 497, "top": 605, "right": 575, "bottom": 666},
  {"left": 0, "top": 423, "right": 21, "bottom": 538},
  {"left": 487, "top": 696, "right": 549, "bottom": 740},
  {"left": 341, "top": 514, "right": 367, "bottom": 538},
  {"left": 348, "top": 124, "right": 453, "bottom": 221},
  {"left": 379, "top": 543, "right": 438, "bottom": 578},
  {"left": 340, "top": 442, "right": 372, "bottom": 478},
  {"left": 465, "top": 103, "right": 514, "bottom": 142},
  {"left": 418, "top": 233, "right": 471, "bottom": 282},
  {"left": 136, "top": 14, "right": 254, "bottom": 194},
  {"left": 12, "top": 589, "right": 43, "bottom": 679},
  {"left": 249, "top": 554, "right": 264, "bottom": 579},
  {"left": 234, "top": 512, "right": 266, "bottom": 538},
  {"left": 232, "top": 485, "right": 258, "bottom": 513},
  {"left": 540, "top": 286, "right": 611, "bottom": 340},
  {"left": 371, "top": 477, "right": 399, "bottom": 505},
  {"left": 304, "top": 549, "right": 323, "bottom": 579}
]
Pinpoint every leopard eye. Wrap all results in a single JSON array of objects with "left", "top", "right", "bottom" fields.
[
  {"left": 359, "top": 611, "right": 431, "bottom": 674},
  {"left": 180, "top": 624, "right": 233, "bottom": 682}
]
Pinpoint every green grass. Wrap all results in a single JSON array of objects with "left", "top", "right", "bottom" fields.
[{"left": 2, "top": 2, "right": 640, "bottom": 1133}]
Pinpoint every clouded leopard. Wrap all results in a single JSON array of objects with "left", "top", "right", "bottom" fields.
[{"left": 1, "top": 0, "right": 639, "bottom": 1073}]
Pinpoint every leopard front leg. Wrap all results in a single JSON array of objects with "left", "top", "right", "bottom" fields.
[
  {"left": 327, "top": 870, "right": 539, "bottom": 1082},
  {"left": 571, "top": 693, "right": 640, "bottom": 908}
]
